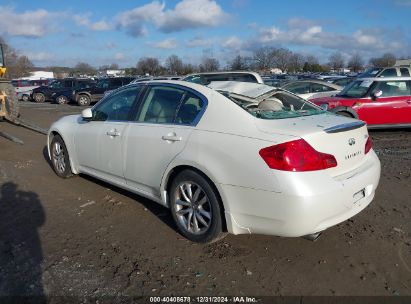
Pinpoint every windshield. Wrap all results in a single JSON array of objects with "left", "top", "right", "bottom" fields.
[
  {"left": 49, "top": 80, "right": 63, "bottom": 88},
  {"left": 337, "top": 79, "right": 373, "bottom": 98},
  {"left": 96, "top": 79, "right": 109, "bottom": 89},
  {"left": 220, "top": 89, "right": 325, "bottom": 120},
  {"left": 358, "top": 68, "right": 382, "bottom": 78}
]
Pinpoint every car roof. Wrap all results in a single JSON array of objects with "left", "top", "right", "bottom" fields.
[
  {"left": 355, "top": 77, "right": 411, "bottom": 82},
  {"left": 282, "top": 79, "right": 342, "bottom": 89}
]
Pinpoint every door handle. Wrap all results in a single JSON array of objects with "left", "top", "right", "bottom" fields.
[
  {"left": 162, "top": 133, "right": 182, "bottom": 142},
  {"left": 106, "top": 129, "right": 120, "bottom": 137}
]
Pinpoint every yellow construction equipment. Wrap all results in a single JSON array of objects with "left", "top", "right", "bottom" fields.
[{"left": 0, "top": 43, "right": 19, "bottom": 122}]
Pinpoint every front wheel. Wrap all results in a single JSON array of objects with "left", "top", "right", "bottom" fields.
[
  {"left": 34, "top": 93, "right": 45, "bottom": 103},
  {"left": 56, "top": 95, "right": 68, "bottom": 104},
  {"left": 77, "top": 95, "right": 91, "bottom": 106},
  {"left": 169, "top": 170, "right": 225, "bottom": 243},
  {"left": 50, "top": 135, "right": 74, "bottom": 178}
]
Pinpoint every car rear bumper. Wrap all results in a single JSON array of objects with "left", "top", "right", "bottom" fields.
[{"left": 220, "top": 150, "right": 381, "bottom": 237}]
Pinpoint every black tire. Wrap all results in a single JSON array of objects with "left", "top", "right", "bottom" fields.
[
  {"left": 77, "top": 94, "right": 91, "bottom": 106},
  {"left": 0, "top": 82, "right": 20, "bottom": 122},
  {"left": 34, "top": 92, "right": 45, "bottom": 103},
  {"left": 50, "top": 135, "right": 74, "bottom": 178},
  {"left": 336, "top": 111, "right": 354, "bottom": 118},
  {"left": 56, "top": 95, "right": 68, "bottom": 105},
  {"left": 22, "top": 94, "right": 29, "bottom": 102},
  {"left": 169, "top": 170, "right": 224, "bottom": 243}
]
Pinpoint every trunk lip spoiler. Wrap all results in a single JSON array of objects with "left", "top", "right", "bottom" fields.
[{"left": 324, "top": 121, "right": 366, "bottom": 133}]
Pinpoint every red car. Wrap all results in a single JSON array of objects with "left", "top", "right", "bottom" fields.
[{"left": 310, "top": 77, "right": 411, "bottom": 128}]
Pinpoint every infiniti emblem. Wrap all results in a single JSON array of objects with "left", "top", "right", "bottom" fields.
[{"left": 348, "top": 138, "right": 356, "bottom": 146}]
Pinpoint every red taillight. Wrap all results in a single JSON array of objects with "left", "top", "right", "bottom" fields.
[
  {"left": 365, "top": 136, "right": 372, "bottom": 154},
  {"left": 259, "top": 139, "right": 337, "bottom": 172}
]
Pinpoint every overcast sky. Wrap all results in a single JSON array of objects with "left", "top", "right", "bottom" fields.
[{"left": 1, "top": 0, "right": 411, "bottom": 67}]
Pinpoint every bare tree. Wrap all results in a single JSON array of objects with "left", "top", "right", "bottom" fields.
[
  {"left": 0, "top": 37, "right": 34, "bottom": 78},
  {"left": 252, "top": 47, "right": 275, "bottom": 71},
  {"left": 229, "top": 55, "right": 249, "bottom": 71},
  {"left": 329, "top": 52, "right": 345, "bottom": 72},
  {"left": 369, "top": 53, "right": 396, "bottom": 67},
  {"left": 199, "top": 57, "right": 220, "bottom": 72},
  {"left": 136, "top": 57, "right": 162, "bottom": 76},
  {"left": 272, "top": 48, "right": 293, "bottom": 72},
  {"left": 165, "top": 55, "right": 184, "bottom": 75},
  {"left": 73, "top": 62, "right": 96, "bottom": 76},
  {"left": 287, "top": 53, "right": 304, "bottom": 73},
  {"left": 181, "top": 63, "right": 197, "bottom": 75},
  {"left": 347, "top": 53, "right": 364, "bottom": 72}
]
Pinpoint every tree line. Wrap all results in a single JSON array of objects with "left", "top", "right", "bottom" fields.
[{"left": 0, "top": 37, "right": 403, "bottom": 78}]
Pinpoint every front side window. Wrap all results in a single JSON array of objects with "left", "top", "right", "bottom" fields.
[
  {"left": 371, "top": 81, "right": 411, "bottom": 97},
  {"left": 49, "top": 81, "right": 63, "bottom": 89},
  {"left": 92, "top": 86, "right": 141, "bottom": 121},
  {"left": 337, "top": 80, "right": 372, "bottom": 98},
  {"left": 380, "top": 68, "right": 397, "bottom": 77},
  {"left": 96, "top": 79, "right": 109, "bottom": 89},
  {"left": 400, "top": 68, "right": 410, "bottom": 77}
]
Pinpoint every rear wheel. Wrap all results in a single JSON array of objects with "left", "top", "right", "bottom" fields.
[
  {"left": 169, "top": 170, "right": 225, "bottom": 243},
  {"left": 56, "top": 95, "right": 68, "bottom": 104},
  {"left": 50, "top": 135, "right": 74, "bottom": 178},
  {"left": 34, "top": 92, "right": 45, "bottom": 103},
  {"left": 77, "top": 95, "right": 91, "bottom": 106},
  {"left": 0, "top": 81, "right": 20, "bottom": 122}
]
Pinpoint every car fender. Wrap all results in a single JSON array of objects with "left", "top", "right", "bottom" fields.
[
  {"left": 48, "top": 116, "right": 81, "bottom": 174},
  {"left": 330, "top": 106, "right": 358, "bottom": 118}
]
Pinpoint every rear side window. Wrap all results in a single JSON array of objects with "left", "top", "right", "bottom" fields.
[
  {"left": 400, "top": 68, "right": 410, "bottom": 77},
  {"left": 371, "top": 81, "right": 411, "bottom": 97},
  {"left": 311, "top": 83, "right": 336, "bottom": 92},
  {"left": 380, "top": 68, "right": 397, "bottom": 77},
  {"left": 63, "top": 80, "right": 74, "bottom": 87},
  {"left": 175, "top": 93, "right": 204, "bottom": 125},
  {"left": 137, "top": 86, "right": 185, "bottom": 123},
  {"left": 284, "top": 82, "right": 310, "bottom": 94}
]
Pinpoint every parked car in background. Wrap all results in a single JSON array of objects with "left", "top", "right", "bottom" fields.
[
  {"left": 130, "top": 76, "right": 181, "bottom": 84},
  {"left": 182, "top": 71, "right": 264, "bottom": 85},
  {"left": 310, "top": 77, "right": 411, "bottom": 128},
  {"left": 17, "top": 89, "right": 33, "bottom": 101},
  {"left": 74, "top": 77, "right": 135, "bottom": 106},
  {"left": 358, "top": 67, "right": 411, "bottom": 78},
  {"left": 52, "top": 81, "right": 96, "bottom": 104},
  {"left": 32, "top": 78, "right": 95, "bottom": 103},
  {"left": 281, "top": 80, "right": 342, "bottom": 100},
  {"left": 12, "top": 78, "right": 51, "bottom": 99},
  {"left": 48, "top": 80, "right": 380, "bottom": 243},
  {"left": 330, "top": 77, "right": 356, "bottom": 88}
]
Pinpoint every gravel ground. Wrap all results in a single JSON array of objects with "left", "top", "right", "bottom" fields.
[{"left": 0, "top": 101, "right": 410, "bottom": 299}]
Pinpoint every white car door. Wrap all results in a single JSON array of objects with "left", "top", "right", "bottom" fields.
[
  {"left": 75, "top": 86, "right": 142, "bottom": 185},
  {"left": 123, "top": 84, "right": 206, "bottom": 198}
]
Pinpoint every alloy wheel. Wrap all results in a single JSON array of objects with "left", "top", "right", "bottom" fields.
[
  {"left": 52, "top": 142, "right": 66, "bottom": 174},
  {"left": 174, "top": 182, "right": 212, "bottom": 235}
]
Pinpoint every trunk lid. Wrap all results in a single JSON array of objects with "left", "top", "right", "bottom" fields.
[{"left": 255, "top": 113, "right": 370, "bottom": 176}]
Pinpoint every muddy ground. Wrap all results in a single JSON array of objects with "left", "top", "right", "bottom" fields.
[{"left": 0, "top": 101, "right": 410, "bottom": 299}]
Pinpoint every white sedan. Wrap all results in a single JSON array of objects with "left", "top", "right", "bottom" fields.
[
  {"left": 282, "top": 80, "right": 342, "bottom": 100},
  {"left": 48, "top": 80, "right": 380, "bottom": 243}
]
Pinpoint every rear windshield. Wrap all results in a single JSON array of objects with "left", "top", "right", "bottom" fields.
[
  {"left": 220, "top": 89, "right": 325, "bottom": 120},
  {"left": 358, "top": 68, "right": 382, "bottom": 78},
  {"left": 337, "top": 79, "right": 372, "bottom": 98}
]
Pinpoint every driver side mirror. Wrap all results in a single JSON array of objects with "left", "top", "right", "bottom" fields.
[
  {"left": 370, "top": 90, "right": 382, "bottom": 101},
  {"left": 81, "top": 108, "right": 93, "bottom": 121}
]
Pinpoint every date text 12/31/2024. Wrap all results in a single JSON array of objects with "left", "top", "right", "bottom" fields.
[{"left": 150, "top": 296, "right": 258, "bottom": 303}]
